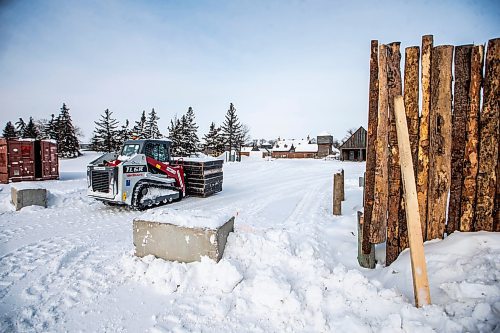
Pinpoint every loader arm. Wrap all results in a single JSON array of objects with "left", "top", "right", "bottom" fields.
[{"left": 145, "top": 156, "right": 186, "bottom": 196}]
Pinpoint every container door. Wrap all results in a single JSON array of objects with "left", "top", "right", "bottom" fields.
[
  {"left": 40, "top": 141, "right": 59, "bottom": 179},
  {"left": 50, "top": 142, "right": 59, "bottom": 179},
  {"left": 0, "top": 139, "right": 8, "bottom": 184},
  {"left": 9, "top": 140, "right": 35, "bottom": 181}
]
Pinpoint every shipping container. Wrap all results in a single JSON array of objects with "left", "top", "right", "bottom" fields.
[{"left": 0, "top": 138, "right": 59, "bottom": 184}]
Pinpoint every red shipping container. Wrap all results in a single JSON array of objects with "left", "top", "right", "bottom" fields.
[{"left": 0, "top": 139, "right": 59, "bottom": 183}]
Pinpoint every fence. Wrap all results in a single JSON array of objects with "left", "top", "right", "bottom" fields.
[{"left": 361, "top": 35, "right": 499, "bottom": 266}]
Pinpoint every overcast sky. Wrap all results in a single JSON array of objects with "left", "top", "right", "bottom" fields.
[{"left": 0, "top": 0, "right": 498, "bottom": 142}]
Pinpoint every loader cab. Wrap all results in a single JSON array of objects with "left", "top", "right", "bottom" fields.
[{"left": 121, "top": 139, "right": 172, "bottom": 163}]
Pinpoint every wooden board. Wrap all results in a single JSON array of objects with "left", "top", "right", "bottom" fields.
[
  {"left": 460, "top": 45, "right": 484, "bottom": 231},
  {"left": 386, "top": 42, "right": 403, "bottom": 265},
  {"left": 417, "top": 35, "right": 433, "bottom": 239},
  {"left": 447, "top": 45, "right": 473, "bottom": 234},
  {"left": 370, "top": 44, "right": 389, "bottom": 245},
  {"left": 394, "top": 95, "right": 431, "bottom": 308},
  {"left": 426, "top": 45, "right": 454, "bottom": 240},
  {"left": 362, "top": 40, "right": 379, "bottom": 253},
  {"left": 475, "top": 38, "right": 500, "bottom": 231}
]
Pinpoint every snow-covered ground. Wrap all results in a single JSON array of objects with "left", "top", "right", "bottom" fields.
[{"left": 0, "top": 152, "right": 498, "bottom": 332}]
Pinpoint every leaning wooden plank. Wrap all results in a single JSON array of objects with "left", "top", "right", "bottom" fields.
[
  {"left": 386, "top": 42, "right": 403, "bottom": 265},
  {"left": 370, "top": 44, "right": 389, "bottom": 245},
  {"left": 394, "top": 95, "right": 431, "bottom": 308},
  {"left": 426, "top": 45, "right": 454, "bottom": 240},
  {"left": 448, "top": 45, "right": 473, "bottom": 234},
  {"left": 362, "top": 42, "right": 379, "bottom": 253},
  {"left": 400, "top": 45, "right": 420, "bottom": 251},
  {"left": 476, "top": 38, "right": 500, "bottom": 231},
  {"left": 460, "top": 45, "right": 484, "bottom": 232},
  {"left": 417, "top": 35, "right": 433, "bottom": 239}
]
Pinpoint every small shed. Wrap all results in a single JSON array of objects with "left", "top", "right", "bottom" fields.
[{"left": 339, "top": 127, "right": 367, "bottom": 161}]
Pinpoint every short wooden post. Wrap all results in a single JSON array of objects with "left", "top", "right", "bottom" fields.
[
  {"left": 333, "top": 172, "right": 342, "bottom": 215},
  {"left": 359, "top": 176, "right": 365, "bottom": 187},
  {"left": 394, "top": 95, "right": 431, "bottom": 308},
  {"left": 340, "top": 169, "right": 345, "bottom": 201},
  {"left": 357, "top": 211, "right": 376, "bottom": 268}
]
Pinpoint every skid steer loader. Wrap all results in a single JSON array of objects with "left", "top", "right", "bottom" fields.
[{"left": 87, "top": 139, "right": 187, "bottom": 210}]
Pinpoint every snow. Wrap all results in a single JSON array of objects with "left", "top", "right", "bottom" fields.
[
  {"left": 137, "top": 208, "right": 234, "bottom": 229},
  {"left": 0, "top": 151, "right": 499, "bottom": 332}
]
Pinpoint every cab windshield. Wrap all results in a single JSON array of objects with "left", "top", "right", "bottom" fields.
[{"left": 121, "top": 144, "right": 140, "bottom": 157}]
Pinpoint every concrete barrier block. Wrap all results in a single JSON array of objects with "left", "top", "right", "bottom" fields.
[
  {"left": 11, "top": 187, "right": 47, "bottom": 211},
  {"left": 133, "top": 216, "right": 234, "bottom": 263}
]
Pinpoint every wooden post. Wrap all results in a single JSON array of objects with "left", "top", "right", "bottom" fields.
[
  {"left": 394, "top": 95, "right": 431, "bottom": 308},
  {"left": 333, "top": 172, "right": 342, "bottom": 215},
  {"left": 448, "top": 45, "right": 473, "bottom": 234},
  {"left": 340, "top": 169, "right": 345, "bottom": 201},
  {"left": 357, "top": 211, "right": 376, "bottom": 268},
  {"left": 386, "top": 42, "right": 403, "bottom": 265},
  {"left": 370, "top": 44, "right": 389, "bottom": 245},
  {"left": 417, "top": 35, "right": 433, "bottom": 239},
  {"left": 460, "top": 45, "right": 484, "bottom": 232},
  {"left": 400, "top": 46, "right": 420, "bottom": 252},
  {"left": 427, "top": 45, "right": 454, "bottom": 240},
  {"left": 476, "top": 38, "right": 500, "bottom": 231},
  {"left": 363, "top": 42, "right": 378, "bottom": 252}
]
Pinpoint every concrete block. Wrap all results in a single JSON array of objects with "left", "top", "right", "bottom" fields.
[
  {"left": 11, "top": 187, "right": 47, "bottom": 211},
  {"left": 133, "top": 216, "right": 234, "bottom": 263}
]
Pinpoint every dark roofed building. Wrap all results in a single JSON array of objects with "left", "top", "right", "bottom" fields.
[{"left": 339, "top": 126, "right": 367, "bottom": 161}]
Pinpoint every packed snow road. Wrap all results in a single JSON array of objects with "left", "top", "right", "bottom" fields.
[{"left": 0, "top": 152, "right": 498, "bottom": 332}]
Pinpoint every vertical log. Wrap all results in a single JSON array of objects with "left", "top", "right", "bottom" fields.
[
  {"left": 370, "top": 44, "right": 389, "bottom": 244},
  {"left": 476, "top": 38, "right": 500, "bottom": 231},
  {"left": 333, "top": 172, "right": 342, "bottom": 215},
  {"left": 386, "top": 42, "right": 403, "bottom": 265},
  {"left": 357, "top": 211, "right": 376, "bottom": 268},
  {"left": 363, "top": 42, "right": 378, "bottom": 255},
  {"left": 460, "top": 45, "right": 484, "bottom": 231},
  {"left": 448, "top": 45, "right": 473, "bottom": 234},
  {"left": 427, "top": 45, "right": 454, "bottom": 240},
  {"left": 400, "top": 46, "right": 420, "bottom": 251},
  {"left": 417, "top": 35, "right": 433, "bottom": 240},
  {"left": 340, "top": 169, "right": 345, "bottom": 201}
]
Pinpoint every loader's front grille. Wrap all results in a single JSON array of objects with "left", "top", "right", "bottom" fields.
[{"left": 91, "top": 170, "right": 111, "bottom": 193}]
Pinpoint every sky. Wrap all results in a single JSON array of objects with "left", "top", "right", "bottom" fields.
[{"left": 0, "top": 0, "right": 498, "bottom": 142}]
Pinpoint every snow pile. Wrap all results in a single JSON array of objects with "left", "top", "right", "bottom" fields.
[{"left": 137, "top": 208, "right": 235, "bottom": 229}]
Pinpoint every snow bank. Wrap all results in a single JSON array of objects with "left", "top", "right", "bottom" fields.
[{"left": 137, "top": 208, "right": 235, "bottom": 229}]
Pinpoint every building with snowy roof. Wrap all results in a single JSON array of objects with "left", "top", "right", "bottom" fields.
[{"left": 271, "top": 133, "right": 333, "bottom": 159}]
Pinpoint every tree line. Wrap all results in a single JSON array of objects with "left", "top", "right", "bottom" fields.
[
  {"left": 90, "top": 102, "right": 250, "bottom": 158},
  {"left": 2, "top": 103, "right": 81, "bottom": 158}
]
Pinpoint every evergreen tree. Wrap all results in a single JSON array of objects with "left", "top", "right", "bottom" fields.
[
  {"left": 15, "top": 118, "right": 26, "bottom": 137},
  {"left": 203, "top": 122, "right": 224, "bottom": 156},
  {"left": 145, "top": 108, "right": 162, "bottom": 139},
  {"left": 2, "top": 121, "right": 17, "bottom": 138},
  {"left": 117, "top": 119, "right": 133, "bottom": 148},
  {"left": 56, "top": 103, "right": 81, "bottom": 158},
  {"left": 23, "top": 117, "right": 40, "bottom": 139},
  {"left": 46, "top": 114, "right": 58, "bottom": 140},
  {"left": 91, "top": 108, "right": 120, "bottom": 152},
  {"left": 178, "top": 115, "right": 190, "bottom": 156},
  {"left": 132, "top": 110, "right": 147, "bottom": 138},
  {"left": 167, "top": 115, "right": 182, "bottom": 156},
  {"left": 221, "top": 103, "right": 242, "bottom": 160},
  {"left": 183, "top": 106, "right": 199, "bottom": 155}
]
